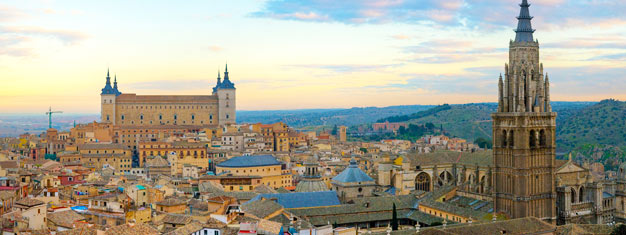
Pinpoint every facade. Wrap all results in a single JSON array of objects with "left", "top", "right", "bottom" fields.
[
  {"left": 215, "top": 155, "right": 292, "bottom": 189},
  {"left": 492, "top": 0, "right": 557, "bottom": 222},
  {"left": 78, "top": 143, "right": 133, "bottom": 174},
  {"left": 555, "top": 156, "right": 614, "bottom": 225},
  {"left": 100, "top": 65, "right": 236, "bottom": 127}
]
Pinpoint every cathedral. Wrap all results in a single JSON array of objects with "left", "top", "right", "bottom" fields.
[
  {"left": 492, "top": 0, "right": 557, "bottom": 221},
  {"left": 100, "top": 65, "right": 236, "bottom": 127}
]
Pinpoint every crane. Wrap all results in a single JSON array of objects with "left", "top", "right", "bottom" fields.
[{"left": 45, "top": 106, "right": 63, "bottom": 129}]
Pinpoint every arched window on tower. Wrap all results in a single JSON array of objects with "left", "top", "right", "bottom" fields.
[
  {"left": 502, "top": 130, "right": 508, "bottom": 147},
  {"left": 529, "top": 130, "right": 536, "bottom": 148},
  {"left": 539, "top": 130, "right": 546, "bottom": 147},
  {"left": 571, "top": 187, "right": 577, "bottom": 203},
  {"left": 140, "top": 114, "right": 144, "bottom": 120},
  {"left": 508, "top": 130, "right": 515, "bottom": 147}
]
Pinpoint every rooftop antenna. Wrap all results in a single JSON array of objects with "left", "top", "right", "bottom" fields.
[{"left": 45, "top": 106, "right": 63, "bottom": 129}]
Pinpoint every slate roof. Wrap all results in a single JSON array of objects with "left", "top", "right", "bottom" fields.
[
  {"left": 217, "top": 155, "right": 281, "bottom": 168},
  {"left": 332, "top": 158, "right": 374, "bottom": 183},
  {"left": 246, "top": 191, "right": 341, "bottom": 209}
]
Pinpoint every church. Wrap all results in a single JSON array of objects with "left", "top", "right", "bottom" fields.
[{"left": 100, "top": 64, "right": 236, "bottom": 127}]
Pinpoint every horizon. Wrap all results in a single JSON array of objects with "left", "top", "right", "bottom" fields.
[
  {"left": 1, "top": 0, "right": 625, "bottom": 113},
  {"left": 0, "top": 100, "right": 605, "bottom": 116}
]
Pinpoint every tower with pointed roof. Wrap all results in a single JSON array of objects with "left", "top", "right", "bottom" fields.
[
  {"left": 492, "top": 0, "right": 556, "bottom": 222},
  {"left": 101, "top": 68, "right": 119, "bottom": 123},
  {"left": 214, "top": 64, "right": 236, "bottom": 125}
]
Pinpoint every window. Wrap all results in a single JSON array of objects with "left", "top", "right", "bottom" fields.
[
  {"left": 191, "top": 115, "right": 195, "bottom": 120},
  {"left": 215, "top": 231, "right": 219, "bottom": 235},
  {"left": 107, "top": 115, "right": 110, "bottom": 121},
  {"left": 140, "top": 114, "right": 144, "bottom": 120},
  {"left": 159, "top": 114, "right": 163, "bottom": 120},
  {"left": 121, "top": 115, "right": 125, "bottom": 120}
]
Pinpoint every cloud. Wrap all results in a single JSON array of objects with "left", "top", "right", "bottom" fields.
[
  {"left": 0, "top": 5, "right": 26, "bottom": 22},
  {"left": 587, "top": 53, "right": 626, "bottom": 61},
  {"left": 286, "top": 63, "right": 402, "bottom": 73},
  {"left": 251, "top": 0, "right": 626, "bottom": 35},
  {"left": 391, "top": 34, "right": 410, "bottom": 40},
  {"left": 208, "top": 45, "right": 222, "bottom": 52},
  {"left": 126, "top": 80, "right": 210, "bottom": 91},
  {"left": 2, "top": 26, "right": 86, "bottom": 45}
]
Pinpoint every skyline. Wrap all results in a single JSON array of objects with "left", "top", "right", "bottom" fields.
[{"left": 1, "top": 0, "right": 625, "bottom": 113}]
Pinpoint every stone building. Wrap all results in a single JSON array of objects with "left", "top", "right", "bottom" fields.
[
  {"left": 492, "top": 0, "right": 556, "bottom": 222},
  {"left": 377, "top": 150, "right": 493, "bottom": 200},
  {"left": 100, "top": 64, "right": 236, "bottom": 127},
  {"left": 215, "top": 155, "right": 292, "bottom": 189},
  {"left": 332, "top": 158, "right": 376, "bottom": 201},
  {"left": 555, "top": 155, "right": 615, "bottom": 225}
]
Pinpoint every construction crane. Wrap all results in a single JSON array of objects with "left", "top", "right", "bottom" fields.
[{"left": 45, "top": 106, "right": 63, "bottom": 129}]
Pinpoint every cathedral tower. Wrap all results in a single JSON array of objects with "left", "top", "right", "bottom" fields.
[{"left": 492, "top": 0, "right": 556, "bottom": 222}]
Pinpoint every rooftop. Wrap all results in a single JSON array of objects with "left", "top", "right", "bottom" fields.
[
  {"left": 217, "top": 155, "right": 282, "bottom": 168},
  {"left": 246, "top": 191, "right": 341, "bottom": 209}
]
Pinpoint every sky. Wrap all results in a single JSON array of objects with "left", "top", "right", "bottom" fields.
[{"left": 0, "top": 0, "right": 625, "bottom": 113}]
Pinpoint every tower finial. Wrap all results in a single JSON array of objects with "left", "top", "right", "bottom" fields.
[{"left": 514, "top": 0, "right": 535, "bottom": 42}]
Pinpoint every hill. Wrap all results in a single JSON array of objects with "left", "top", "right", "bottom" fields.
[
  {"left": 356, "top": 102, "right": 595, "bottom": 148},
  {"left": 557, "top": 99, "right": 626, "bottom": 151},
  {"left": 237, "top": 105, "right": 433, "bottom": 127}
]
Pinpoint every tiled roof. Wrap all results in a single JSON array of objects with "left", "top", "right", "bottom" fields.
[
  {"left": 104, "top": 223, "right": 159, "bottom": 235},
  {"left": 332, "top": 158, "right": 374, "bottom": 183},
  {"left": 48, "top": 210, "right": 86, "bottom": 228},
  {"left": 247, "top": 191, "right": 341, "bottom": 209},
  {"left": 431, "top": 217, "right": 556, "bottom": 235},
  {"left": 15, "top": 198, "right": 44, "bottom": 207},
  {"left": 295, "top": 179, "right": 328, "bottom": 192},
  {"left": 156, "top": 198, "right": 187, "bottom": 206},
  {"left": 241, "top": 199, "right": 283, "bottom": 219},
  {"left": 217, "top": 155, "right": 281, "bottom": 168},
  {"left": 162, "top": 214, "right": 193, "bottom": 225},
  {"left": 165, "top": 221, "right": 224, "bottom": 235}
]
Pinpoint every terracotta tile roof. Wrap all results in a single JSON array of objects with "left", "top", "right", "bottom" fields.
[
  {"left": 104, "top": 223, "right": 159, "bottom": 235},
  {"left": 162, "top": 214, "right": 193, "bottom": 225},
  {"left": 15, "top": 198, "right": 44, "bottom": 207},
  {"left": 156, "top": 198, "right": 187, "bottom": 206},
  {"left": 48, "top": 210, "right": 86, "bottom": 228}
]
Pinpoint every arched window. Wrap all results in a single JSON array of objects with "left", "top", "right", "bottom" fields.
[
  {"left": 415, "top": 172, "right": 431, "bottom": 192},
  {"left": 571, "top": 187, "right": 577, "bottom": 203},
  {"left": 508, "top": 130, "right": 515, "bottom": 147},
  {"left": 579, "top": 186, "right": 584, "bottom": 202},
  {"left": 121, "top": 115, "right": 125, "bottom": 120},
  {"left": 140, "top": 114, "right": 144, "bottom": 120},
  {"left": 539, "top": 130, "right": 546, "bottom": 147},
  {"left": 159, "top": 114, "right": 162, "bottom": 120},
  {"left": 191, "top": 114, "right": 195, "bottom": 120},
  {"left": 174, "top": 114, "right": 177, "bottom": 120},
  {"left": 502, "top": 130, "right": 508, "bottom": 147},
  {"left": 529, "top": 130, "right": 536, "bottom": 148}
]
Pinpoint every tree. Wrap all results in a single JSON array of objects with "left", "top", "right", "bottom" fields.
[
  {"left": 611, "top": 224, "right": 626, "bottom": 235},
  {"left": 391, "top": 203, "right": 399, "bottom": 230},
  {"left": 474, "top": 137, "right": 493, "bottom": 149},
  {"left": 359, "top": 147, "right": 368, "bottom": 153}
]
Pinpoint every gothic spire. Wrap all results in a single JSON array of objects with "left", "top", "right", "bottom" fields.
[
  {"left": 114, "top": 74, "right": 118, "bottom": 89},
  {"left": 514, "top": 0, "right": 535, "bottom": 42},
  {"left": 223, "top": 63, "right": 229, "bottom": 81},
  {"left": 106, "top": 68, "right": 111, "bottom": 85}
]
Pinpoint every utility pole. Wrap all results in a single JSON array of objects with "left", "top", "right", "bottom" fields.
[{"left": 45, "top": 106, "right": 63, "bottom": 129}]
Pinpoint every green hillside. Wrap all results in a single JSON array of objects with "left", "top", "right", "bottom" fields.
[{"left": 557, "top": 99, "right": 626, "bottom": 150}]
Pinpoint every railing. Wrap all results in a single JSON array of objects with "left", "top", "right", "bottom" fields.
[{"left": 571, "top": 201, "right": 593, "bottom": 212}]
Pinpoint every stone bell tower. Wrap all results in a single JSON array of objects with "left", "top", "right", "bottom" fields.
[{"left": 492, "top": 0, "right": 557, "bottom": 222}]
